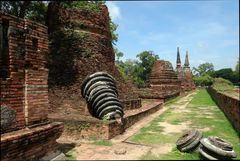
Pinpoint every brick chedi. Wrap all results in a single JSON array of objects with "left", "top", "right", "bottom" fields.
[
  {"left": 182, "top": 51, "right": 196, "bottom": 91},
  {"left": 175, "top": 47, "right": 195, "bottom": 92},
  {"left": 143, "top": 60, "right": 181, "bottom": 100},
  {"left": 46, "top": 2, "right": 140, "bottom": 116},
  {"left": 0, "top": 12, "right": 63, "bottom": 161}
]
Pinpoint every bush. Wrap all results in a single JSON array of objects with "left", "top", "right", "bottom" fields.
[
  {"left": 211, "top": 68, "right": 239, "bottom": 84},
  {"left": 193, "top": 74, "right": 213, "bottom": 87},
  {"left": 212, "top": 77, "right": 234, "bottom": 91}
]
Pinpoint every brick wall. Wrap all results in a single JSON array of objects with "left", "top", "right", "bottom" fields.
[
  {"left": 207, "top": 87, "right": 240, "bottom": 132},
  {"left": 1, "top": 13, "right": 26, "bottom": 132},
  {"left": 0, "top": 12, "right": 49, "bottom": 132},
  {"left": 1, "top": 12, "right": 63, "bottom": 161},
  {"left": 1, "top": 122, "right": 63, "bottom": 161}
]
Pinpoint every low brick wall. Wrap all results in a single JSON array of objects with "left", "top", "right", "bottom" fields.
[
  {"left": 121, "top": 99, "right": 142, "bottom": 110},
  {"left": 1, "top": 122, "right": 64, "bottom": 161},
  {"left": 50, "top": 102, "right": 163, "bottom": 140},
  {"left": 207, "top": 87, "right": 240, "bottom": 133}
]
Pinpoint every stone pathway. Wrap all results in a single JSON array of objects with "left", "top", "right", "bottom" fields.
[{"left": 58, "top": 92, "right": 197, "bottom": 160}]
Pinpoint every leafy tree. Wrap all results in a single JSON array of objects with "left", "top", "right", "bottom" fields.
[
  {"left": 114, "top": 48, "right": 123, "bottom": 62},
  {"left": 25, "top": 2, "right": 48, "bottom": 25},
  {"left": 124, "top": 59, "right": 138, "bottom": 75},
  {"left": 0, "top": 1, "right": 47, "bottom": 24},
  {"left": 136, "top": 51, "right": 159, "bottom": 82},
  {"left": 211, "top": 68, "right": 239, "bottom": 84},
  {"left": 110, "top": 19, "right": 118, "bottom": 45},
  {"left": 127, "top": 51, "right": 159, "bottom": 87},
  {"left": 235, "top": 59, "right": 239, "bottom": 75},
  {"left": 116, "top": 62, "right": 128, "bottom": 80},
  {"left": 192, "top": 62, "right": 214, "bottom": 76},
  {"left": 193, "top": 74, "right": 213, "bottom": 87},
  {"left": 1, "top": 1, "right": 32, "bottom": 18}
]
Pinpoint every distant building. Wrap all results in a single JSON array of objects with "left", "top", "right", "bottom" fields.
[{"left": 175, "top": 47, "right": 196, "bottom": 92}]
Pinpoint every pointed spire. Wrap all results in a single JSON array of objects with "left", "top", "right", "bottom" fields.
[
  {"left": 177, "top": 47, "right": 181, "bottom": 65},
  {"left": 184, "top": 50, "right": 189, "bottom": 67}
]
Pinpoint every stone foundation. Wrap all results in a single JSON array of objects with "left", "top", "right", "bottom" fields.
[{"left": 49, "top": 101, "right": 163, "bottom": 140}]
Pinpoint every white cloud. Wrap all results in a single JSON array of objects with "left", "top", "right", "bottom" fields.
[{"left": 106, "top": 2, "right": 121, "bottom": 21}]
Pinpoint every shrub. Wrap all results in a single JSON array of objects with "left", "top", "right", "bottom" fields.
[{"left": 193, "top": 74, "right": 213, "bottom": 87}]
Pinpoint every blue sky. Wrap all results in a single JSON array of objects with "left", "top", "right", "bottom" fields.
[{"left": 106, "top": 0, "right": 239, "bottom": 70}]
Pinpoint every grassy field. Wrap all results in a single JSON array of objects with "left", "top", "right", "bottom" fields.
[{"left": 129, "top": 89, "right": 240, "bottom": 160}]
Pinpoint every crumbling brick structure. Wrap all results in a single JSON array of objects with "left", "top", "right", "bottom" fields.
[
  {"left": 46, "top": 2, "right": 140, "bottom": 116},
  {"left": 0, "top": 12, "right": 63, "bottom": 161},
  {"left": 139, "top": 60, "right": 181, "bottom": 100},
  {"left": 175, "top": 47, "right": 195, "bottom": 92}
]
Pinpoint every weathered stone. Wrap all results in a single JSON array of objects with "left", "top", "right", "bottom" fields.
[
  {"left": 1, "top": 104, "right": 16, "bottom": 132},
  {"left": 114, "top": 148, "right": 127, "bottom": 155}
]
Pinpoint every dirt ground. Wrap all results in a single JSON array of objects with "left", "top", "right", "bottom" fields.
[{"left": 57, "top": 92, "right": 197, "bottom": 160}]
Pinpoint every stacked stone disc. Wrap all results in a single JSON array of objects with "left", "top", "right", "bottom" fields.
[
  {"left": 81, "top": 72, "right": 124, "bottom": 120},
  {"left": 199, "top": 136, "right": 237, "bottom": 160},
  {"left": 176, "top": 129, "right": 203, "bottom": 152}
]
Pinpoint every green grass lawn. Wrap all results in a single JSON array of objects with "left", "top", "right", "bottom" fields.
[{"left": 129, "top": 89, "right": 240, "bottom": 160}]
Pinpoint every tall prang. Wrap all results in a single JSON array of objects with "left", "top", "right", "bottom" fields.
[
  {"left": 175, "top": 48, "right": 195, "bottom": 92},
  {"left": 176, "top": 47, "right": 182, "bottom": 73},
  {"left": 184, "top": 50, "right": 190, "bottom": 72}
]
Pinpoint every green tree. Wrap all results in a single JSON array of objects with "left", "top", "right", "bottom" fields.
[
  {"left": 110, "top": 19, "right": 118, "bottom": 45},
  {"left": 1, "top": 1, "right": 32, "bottom": 18},
  {"left": 0, "top": 1, "right": 48, "bottom": 24},
  {"left": 26, "top": 2, "right": 48, "bottom": 25},
  {"left": 192, "top": 62, "right": 214, "bottom": 76},
  {"left": 136, "top": 51, "right": 159, "bottom": 82},
  {"left": 235, "top": 59, "right": 239, "bottom": 75},
  {"left": 124, "top": 59, "right": 138, "bottom": 75},
  {"left": 129, "top": 51, "right": 159, "bottom": 87},
  {"left": 193, "top": 74, "right": 213, "bottom": 87},
  {"left": 114, "top": 48, "right": 123, "bottom": 62},
  {"left": 211, "top": 68, "right": 239, "bottom": 84}
]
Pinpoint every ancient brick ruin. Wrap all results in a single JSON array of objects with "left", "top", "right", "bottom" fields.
[
  {"left": 45, "top": 2, "right": 162, "bottom": 140},
  {"left": 175, "top": 47, "right": 195, "bottom": 92},
  {"left": 138, "top": 60, "right": 181, "bottom": 100},
  {"left": 46, "top": 2, "right": 140, "bottom": 116},
  {"left": 0, "top": 12, "right": 63, "bottom": 160}
]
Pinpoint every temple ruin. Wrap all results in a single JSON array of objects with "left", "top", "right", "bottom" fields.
[
  {"left": 46, "top": 2, "right": 162, "bottom": 140},
  {"left": 175, "top": 47, "right": 195, "bottom": 92},
  {"left": 1, "top": 3, "right": 196, "bottom": 159},
  {"left": 0, "top": 12, "right": 63, "bottom": 161}
]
